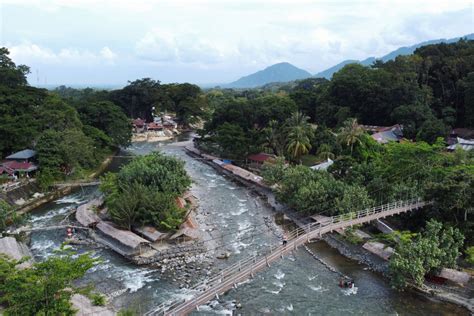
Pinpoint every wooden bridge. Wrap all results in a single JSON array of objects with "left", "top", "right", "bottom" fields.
[{"left": 146, "top": 198, "right": 428, "bottom": 316}]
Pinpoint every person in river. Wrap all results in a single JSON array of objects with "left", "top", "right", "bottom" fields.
[{"left": 339, "top": 277, "right": 354, "bottom": 288}]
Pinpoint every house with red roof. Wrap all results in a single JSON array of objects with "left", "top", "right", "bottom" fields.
[{"left": 1, "top": 149, "right": 38, "bottom": 179}]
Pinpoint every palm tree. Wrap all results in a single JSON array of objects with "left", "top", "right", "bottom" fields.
[
  {"left": 263, "top": 120, "right": 285, "bottom": 156},
  {"left": 285, "top": 112, "right": 314, "bottom": 163},
  {"left": 316, "top": 143, "right": 335, "bottom": 160},
  {"left": 338, "top": 118, "right": 364, "bottom": 155}
]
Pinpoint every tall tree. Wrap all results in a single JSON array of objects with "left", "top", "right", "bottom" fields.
[{"left": 338, "top": 118, "right": 364, "bottom": 155}]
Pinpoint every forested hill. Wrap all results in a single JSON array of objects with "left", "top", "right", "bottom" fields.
[
  {"left": 315, "top": 33, "right": 474, "bottom": 79},
  {"left": 226, "top": 62, "right": 312, "bottom": 88}
]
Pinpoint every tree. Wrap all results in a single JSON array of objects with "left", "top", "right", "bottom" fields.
[
  {"left": 285, "top": 111, "right": 314, "bottom": 162},
  {"left": 75, "top": 101, "right": 131, "bottom": 147},
  {"left": 262, "top": 120, "right": 286, "bottom": 156},
  {"left": 214, "top": 123, "right": 250, "bottom": 159},
  {"left": 100, "top": 152, "right": 191, "bottom": 231},
  {"left": 338, "top": 118, "right": 364, "bottom": 155},
  {"left": 0, "top": 249, "right": 98, "bottom": 315},
  {"left": 0, "top": 47, "right": 30, "bottom": 87},
  {"left": 389, "top": 219, "right": 464, "bottom": 289},
  {"left": 36, "top": 129, "right": 95, "bottom": 175}
]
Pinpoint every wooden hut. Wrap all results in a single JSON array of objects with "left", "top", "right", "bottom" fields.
[
  {"left": 438, "top": 268, "right": 471, "bottom": 286},
  {"left": 96, "top": 221, "right": 151, "bottom": 256},
  {"left": 132, "top": 226, "right": 168, "bottom": 243},
  {"left": 170, "top": 227, "right": 200, "bottom": 242}
]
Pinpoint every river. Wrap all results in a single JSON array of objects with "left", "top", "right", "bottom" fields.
[{"left": 25, "top": 138, "right": 468, "bottom": 315}]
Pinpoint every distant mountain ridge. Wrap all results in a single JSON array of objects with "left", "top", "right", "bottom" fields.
[
  {"left": 314, "top": 33, "right": 474, "bottom": 79},
  {"left": 225, "top": 62, "right": 312, "bottom": 88},
  {"left": 222, "top": 33, "right": 473, "bottom": 89}
]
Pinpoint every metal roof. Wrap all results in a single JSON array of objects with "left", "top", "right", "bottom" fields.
[{"left": 6, "top": 149, "right": 37, "bottom": 160}]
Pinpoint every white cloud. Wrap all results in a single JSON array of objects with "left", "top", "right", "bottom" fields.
[
  {"left": 8, "top": 43, "right": 119, "bottom": 66},
  {"left": 134, "top": 30, "right": 224, "bottom": 64}
]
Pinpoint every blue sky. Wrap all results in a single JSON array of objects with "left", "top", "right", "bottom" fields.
[{"left": 1, "top": 0, "right": 472, "bottom": 86}]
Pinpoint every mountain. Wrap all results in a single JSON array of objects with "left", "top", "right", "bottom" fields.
[
  {"left": 315, "top": 33, "right": 474, "bottom": 79},
  {"left": 226, "top": 62, "right": 312, "bottom": 88}
]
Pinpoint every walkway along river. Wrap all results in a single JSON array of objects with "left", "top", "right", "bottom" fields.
[{"left": 25, "top": 138, "right": 469, "bottom": 315}]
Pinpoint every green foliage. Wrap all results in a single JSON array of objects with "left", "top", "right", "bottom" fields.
[
  {"left": 0, "top": 48, "right": 130, "bottom": 180},
  {"left": 0, "top": 200, "right": 13, "bottom": 233},
  {"left": 116, "top": 152, "right": 191, "bottom": 195},
  {"left": 75, "top": 101, "right": 131, "bottom": 147},
  {"left": 109, "top": 78, "right": 208, "bottom": 125},
  {"left": 266, "top": 164, "right": 373, "bottom": 216},
  {"left": 389, "top": 219, "right": 464, "bottom": 289},
  {"left": 0, "top": 249, "right": 98, "bottom": 315},
  {"left": 465, "top": 246, "right": 474, "bottom": 265},
  {"left": 91, "top": 293, "right": 106, "bottom": 306},
  {"left": 261, "top": 157, "right": 287, "bottom": 185},
  {"left": 285, "top": 111, "right": 314, "bottom": 162},
  {"left": 101, "top": 152, "right": 191, "bottom": 231},
  {"left": 36, "top": 128, "right": 95, "bottom": 175}
]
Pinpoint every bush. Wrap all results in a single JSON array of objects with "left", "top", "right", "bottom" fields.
[
  {"left": 91, "top": 293, "right": 106, "bottom": 306},
  {"left": 100, "top": 152, "right": 191, "bottom": 231}
]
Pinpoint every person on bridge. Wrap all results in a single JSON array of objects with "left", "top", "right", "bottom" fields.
[{"left": 282, "top": 233, "right": 288, "bottom": 246}]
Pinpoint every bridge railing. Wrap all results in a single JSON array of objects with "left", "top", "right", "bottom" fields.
[{"left": 147, "top": 198, "right": 426, "bottom": 315}]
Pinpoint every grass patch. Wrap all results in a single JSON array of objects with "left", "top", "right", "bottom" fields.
[{"left": 300, "top": 154, "right": 321, "bottom": 167}]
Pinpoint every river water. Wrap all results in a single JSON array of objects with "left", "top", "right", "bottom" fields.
[{"left": 26, "top": 138, "right": 468, "bottom": 315}]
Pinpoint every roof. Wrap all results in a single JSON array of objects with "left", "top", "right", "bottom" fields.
[
  {"left": 221, "top": 163, "right": 263, "bottom": 184},
  {"left": 132, "top": 226, "right": 167, "bottom": 242},
  {"left": 0, "top": 166, "right": 14, "bottom": 176},
  {"left": 447, "top": 137, "right": 474, "bottom": 151},
  {"left": 75, "top": 199, "right": 102, "bottom": 227},
  {"left": 438, "top": 268, "right": 471, "bottom": 285},
  {"left": 0, "top": 237, "right": 34, "bottom": 269},
  {"left": 310, "top": 158, "right": 334, "bottom": 171},
  {"left": 182, "top": 212, "right": 199, "bottom": 229},
  {"left": 170, "top": 227, "right": 200, "bottom": 240},
  {"left": 6, "top": 149, "right": 36, "bottom": 160},
  {"left": 132, "top": 118, "right": 145, "bottom": 127},
  {"left": 147, "top": 122, "right": 163, "bottom": 130},
  {"left": 248, "top": 153, "right": 276, "bottom": 163},
  {"left": 96, "top": 221, "right": 150, "bottom": 249},
  {"left": 371, "top": 130, "right": 401, "bottom": 144},
  {"left": 451, "top": 128, "right": 474, "bottom": 139},
  {"left": 175, "top": 197, "right": 187, "bottom": 209},
  {"left": 1, "top": 161, "right": 37, "bottom": 172}
]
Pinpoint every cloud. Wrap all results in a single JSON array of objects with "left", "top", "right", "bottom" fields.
[
  {"left": 8, "top": 43, "right": 119, "bottom": 66},
  {"left": 134, "top": 30, "right": 223, "bottom": 64}
]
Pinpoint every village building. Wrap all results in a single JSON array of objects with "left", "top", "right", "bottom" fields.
[
  {"left": 310, "top": 158, "right": 334, "bottom": 171},
  {"left": 446, "top": 137, "right": 474, "bottom": 151},
  {"left": 5, "top": 149, "right": 37, "bottom": 163},
  {"left": 1, "top": 149, "right": 38, "bottom": 179},
  {"left": 369, "top": 125, "right": 404, "bottom": 144},
  {"left": 132, "top": 118, "right": 146, "bottom": 133},
  {"left": 247, "top": 152, "right": 277, "bottom": 168},
  {"left": 96, "top": 221, "right": 151, "bottom": 256},
  {"left": 132, "top": 226, "right": 168, "bottom": 243},
  {"left": 146, "top": 122, "right": 163, "bottom": 131}
]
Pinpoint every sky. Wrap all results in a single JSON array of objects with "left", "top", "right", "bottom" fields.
[{"left": 1, "top": 0, "right": 473, "bottom": 86}]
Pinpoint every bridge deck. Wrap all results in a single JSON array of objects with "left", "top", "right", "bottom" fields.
[{"left": 147, "top": 199, "right": 427, "bottom": 316}]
